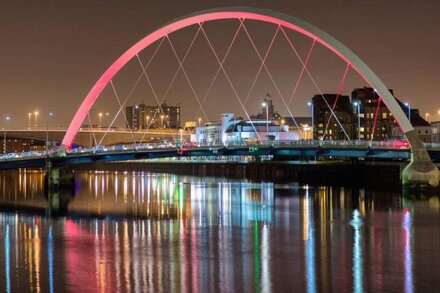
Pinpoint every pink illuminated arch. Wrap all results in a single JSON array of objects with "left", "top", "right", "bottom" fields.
[{"left": 62, "top": 7, "right": 415, "bottom": 148}]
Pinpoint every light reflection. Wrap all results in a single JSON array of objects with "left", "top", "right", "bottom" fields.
[
  {"left": 402, "top": 210, "right": 413, "bottom": 293},
  {"left": 350, "top": 209, "right": 363, "bottom": 293},
  {"left": 48, "top": 225, "right": 54, "bottom": 293},
  {"left": 5, "top": 224, "right": 11, "bottom": 293},
  {"left": 304, "top": 188, "right": 316, "bottom": 293},
  {"left": 0, "top": 171, "right": 434, "bottom": 292}
]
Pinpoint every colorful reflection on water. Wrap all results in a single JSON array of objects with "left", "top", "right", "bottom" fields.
[{"left": 0, "top": 169, "right": 439, "bottom": 292}]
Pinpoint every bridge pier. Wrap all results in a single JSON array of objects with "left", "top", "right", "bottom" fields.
[
  {"left": 402, "top": 131, "right": 440, "bottom": 188},
  {"left": 44, "top": 164, "right": 75, "bottom": 217}
]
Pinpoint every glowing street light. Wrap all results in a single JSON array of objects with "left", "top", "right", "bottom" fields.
[
  {"left": 161, "top": 115, "right": 165, "bottom": 128},
  {"left": 28, "top": 112, "right": 32, "bottom": 129},
  {"left": 308, "top": 101, "right": 314, "bottom": 140},
  {"left": 262, "top": 102, "right": 268, "bottom": 136},
  {"left": 425, "top": 112, "right": 430, "bottom": 122},
  {"left": 3, "top": 116, "right": 11, "bottom": 154},
  {"left": 404, "top": 102, "right": 411, "bottom": 123},
  {"left": 146, "top": 115, "right": 150, "bottom": 128},
  {"left": 353, "top": 101, "right": 361, "bottom": 142},
  {"left": 198, "top": 117, "right": 202, "bottom": 127},
  {"left": 99, "top": 112, "right": 103, "bottom": 128},
  {"left": 46, "top": 112, "right": 54, "bottom": 155},
  {"left": 34, "top": 111, "right": 39, "bottom": 128}
]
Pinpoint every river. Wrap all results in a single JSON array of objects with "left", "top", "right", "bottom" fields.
[{"left": 0, "top": 169, "right": 439, "bottom": 292}]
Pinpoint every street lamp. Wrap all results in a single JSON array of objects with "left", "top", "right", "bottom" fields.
[
  {"left": 146, "top": 115, "right": 150, "bottom": 128},
  {"left": 404, "top": 102, "right": 411, "bottom": 123},
  {"left": 34, "top": 111, "right": 39, "bottom": 128},
  {"left": 46, "top": 112, "right": 54, "bottom": 155},
  {"left": 425, "top": 112, "right": 430, "bottom": 122},
  {"left": 28, "top": 113, "right": 32, "bottom": 129},
  {"left": 161, "top": 115, "right": 165, "bottom": 128},
  {"left": 3, "top": 116, "right": 11, "bottom": 154},
  {"left": 98, "top": 112, "right": 103, "bottom": 128},
  {"left": 198, "top": 117, "right": 202, "bottom": 127},
  {"left": 353, "top": 101, "right": 361, "bottom": 142},
  {"left": 308, "top": 101, "right": 314, "bottom": 140},
  {"left": 262, "top": 102, "right": 268, "bottom": 138}
]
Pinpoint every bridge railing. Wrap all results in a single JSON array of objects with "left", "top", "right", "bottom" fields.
[{"left": 5, "top": 139, "right": 439, "bottom": 162}]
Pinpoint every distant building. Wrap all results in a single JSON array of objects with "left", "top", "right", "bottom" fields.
[
  {"left": 432, "top": 121, "right": 440, "bottom": 143},
  {"left": 251, "top": 93, "right": 282, "bottom": 121},
  {"left": 312, "top": 94, "right": 353, "bottom": 140},
  {"left": 352, "top": 87, "right": 431, "bottom": 142},
  {"left": 351, "top": 87, "right": 397, "bottom": 140},
  {"left": 278, "top": 117, "right": 312, "bottom": 140},
  {"left": 392, "top": 113, "right": 432, "bottom": 143},
  {"left": 126, "top": 101, "right": 180, "bottom": 130},
  {"left": 192, "top": 113, "right": 298, "bottom": 146}
]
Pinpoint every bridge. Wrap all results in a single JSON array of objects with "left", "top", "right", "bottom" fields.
[
  {"left": 1, "top": 128, "right": 187, "bottom": 147},
  {"left": 1, "top": 140, "right": 439, "bottom": 169},
  {"left": 1, "top": 7, "right": 439, "bottom": 188}
]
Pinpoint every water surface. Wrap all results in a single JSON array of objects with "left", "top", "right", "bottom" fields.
[{"left": 0, "top": 169, "right": 439, "bottom": 292}]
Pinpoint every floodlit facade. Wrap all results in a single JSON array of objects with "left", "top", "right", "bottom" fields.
[{"left": 192, "top": 113, "right": 299, "bottom": 146}]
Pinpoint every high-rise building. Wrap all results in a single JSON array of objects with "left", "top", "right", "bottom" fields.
[
  {"left": 126, "top": 101, "right": 180, "bottom": 130},
  {"left": 312, "top": 94, "right": 353, "bottom": 140}
]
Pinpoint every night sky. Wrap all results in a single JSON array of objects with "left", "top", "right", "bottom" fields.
[{"left": 1, "top": 0, "right": 439, "bottom": 128}]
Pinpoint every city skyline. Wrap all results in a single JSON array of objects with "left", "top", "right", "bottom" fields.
[{"left": 1, "top": 0, "right": 439, "bottom": 128}]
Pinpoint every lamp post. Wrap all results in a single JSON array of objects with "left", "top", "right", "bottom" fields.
[
  {"left": 405, "top": 102, "right": 411, "bottom": 123},
  {"left": 28, "top": 113, "right": 32, "bottom": 129},
  {"left": 198, "top": 117, "right": 202, "bottom": 127},
  {"left": 353, "top": 101, "right": 361, "bottom": 142},
  {"left": 98, "top": 112, "right": 103, "bottom": 128},
  {"left": 308, "top": 101, "right": 314, "bottom": 140},
  {"left": 146, "top": 115, "right": 150, "bottom": 128},
  {"left": 262, "top": 102, "right": 268, "bottom": 139},
  {"left": 425, "top": 112, "right": 430, "bottom": 122},
  {"left": 46, "top": 112, "right": 54, "bottom": 155},
  {"left": 34, "top": 111, "right": 39, "bottom": 128},
  {"left": 3, "top": 116, "right": 11, "bottom": 154},
  {"left": 161, "top": 115, "right": 165, "bottom": 128}
]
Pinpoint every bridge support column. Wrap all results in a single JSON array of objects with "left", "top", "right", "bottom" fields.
[
  {"left": 402, "top": 130, "right": 440, "bottom": 188},
  {"left": 44, "top": 165, "right": 75, "bottom": 198}
]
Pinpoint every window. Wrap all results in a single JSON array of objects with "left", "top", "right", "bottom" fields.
[{"left": 382, "top": 113, "right": 387, "bottom": 119}]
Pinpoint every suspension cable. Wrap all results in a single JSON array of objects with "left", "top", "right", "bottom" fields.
[
  {"left": 370, "top": 97, "right": 382, "bottom": 145},
  {"left": 280, "top": 26, "right": 352, "bottom": 143},
  {"left": 241, "top": 23, "right": 302, "bottom": 136},
  {"left": 240, "top": 24, "right": 280, "bottom": 116},
  {"left": 136, "top": 26, "right": 203, "bottom": 146},
  {"left": 287, "top": 39, "right": 316, "bottom": 108},
  {"left": 322, "top": 63, "right": 350, "bottom": 140},
  {"left": 199, "top": 19, "right": 263, "bottom": 142},
  {"left": 166, "top": 35, "right": 209, "bottom": 122},
  {"left": 92, "top": 37, "right": 166, "bottom": 147},
  {"left": 194, "top": 20, "right": 244, "bottom": 124}
]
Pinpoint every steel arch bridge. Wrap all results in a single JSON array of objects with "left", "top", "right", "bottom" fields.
[{"left": 60, "top": 7, "right": 438, "bottom": 186}]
